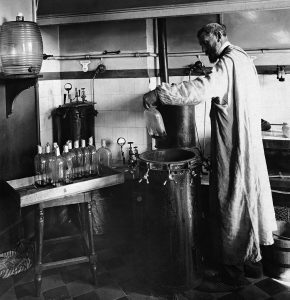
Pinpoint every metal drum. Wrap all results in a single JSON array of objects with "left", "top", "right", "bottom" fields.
[{"left": 138, "top": 148, "right": 202, "bottom": 289}]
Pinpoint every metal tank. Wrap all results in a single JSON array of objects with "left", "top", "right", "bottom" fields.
[{"left": 138, "top": 148, "right": 202, "bottom": 288}]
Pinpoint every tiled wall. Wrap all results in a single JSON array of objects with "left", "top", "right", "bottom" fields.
[{"left": 38, "top": 13, "right": 290, "bottom": 162}]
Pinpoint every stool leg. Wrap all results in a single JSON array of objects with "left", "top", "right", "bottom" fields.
[
  {"left": 87, "top": 201, "right": 97, "bottom": 285},
  {"left": 35, "top": 208, "right": 44, "bottom": 297}
]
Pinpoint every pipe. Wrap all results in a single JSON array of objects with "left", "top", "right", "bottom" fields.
[
  {"left": 46, "top": 52, "right": 157, "bottom": 60},
  {"left": 157, "top": 18, "right": 169, "bottom": 83}
]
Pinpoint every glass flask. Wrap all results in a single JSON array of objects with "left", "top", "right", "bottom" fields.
[
  {"left": 44, "top": 143, "right": 55, "bottom": 185},
  {"left": 87, "top": 136, "right": 98, "bottom": 175},
  {"left": 67, "top": 140, "right": 77, "bottom": 179},
  {"left": 96, "top": 139, "right": 112, "bottom": 175},
  {"left": 34, "top": 145, "right": 46, "bottom": 186},
  {"left": 51, "top": 146, "right": 65, "bottom": 187},
  {"left": 73, "top": 140, "right": 84, "bottom": 178},
  {"left": 81, "top": 139, "right": 90, "bottom": 177},
  {"left": 62, "top": 145, "right": 74, "bottom": 184}
]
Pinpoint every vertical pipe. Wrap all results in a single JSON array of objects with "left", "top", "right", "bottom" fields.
[
  {"left": 157, "top": 18, "right": 169, "bottom": 83},
  {"left": 156, "top": 18, "right": 196, "bottom": 149},
  {"left": 32, "top": 0, "right": 37, "bottom": 22}
]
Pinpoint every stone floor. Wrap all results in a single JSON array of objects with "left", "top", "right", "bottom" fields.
[{"left": 1, "top": 185, "right": 290, "bottom": 300}]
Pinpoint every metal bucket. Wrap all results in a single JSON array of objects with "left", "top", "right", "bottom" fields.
[{"left": 138, "top": 148, "right": 202, "bottom": 289}]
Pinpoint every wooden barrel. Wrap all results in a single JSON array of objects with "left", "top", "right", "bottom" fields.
[{"left": 263, "top": 221, "right": 290, "bottom": 281}]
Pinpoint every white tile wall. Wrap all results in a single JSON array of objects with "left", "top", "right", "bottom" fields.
[{"left": 38, "top": 63, "right": 290, "bottom": 162}]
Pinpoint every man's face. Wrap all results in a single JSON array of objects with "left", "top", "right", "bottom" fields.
[{"left": 199, "top": 33, "right": 220, "bottom": 63}]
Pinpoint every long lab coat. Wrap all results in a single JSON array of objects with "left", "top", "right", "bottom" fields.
[{"left": 157, "top": 44, "right": 277, "bottom": 265}]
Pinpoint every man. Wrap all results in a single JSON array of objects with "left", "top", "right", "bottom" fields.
[{"left": 143, "top": 23, "right": 277, "bottom": 290}]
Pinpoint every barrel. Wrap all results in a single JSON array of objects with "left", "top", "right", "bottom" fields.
[
  {"left": 137, "top": 148, "right": 202, "bottom": 289},
  {"left": 263, "top": 220, "right": 290, "bottom": 281},
  {"left": 0, "top": 19, "right": 43, "bottom": 76}
]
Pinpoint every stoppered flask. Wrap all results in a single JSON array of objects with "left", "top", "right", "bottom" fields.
[
  {"left": 62, "top": 145, "right": 74, "bottom": 184},
  {"left": 67, "top": 140, "right": 76, "bottom": 179},
  {"left": 44, "top": 143, "right": 55, "bottom": 185},
  {"left": 81, "top": 139, "right": 90, "bottom": 177},
  {"left": 34, "top": 145, "right": 46, "bottom": 186},
  {"left": 73, "top": 140, "right": 83, "bottom": 178},
  {"left": 51, "top": 146, "right": 65, "bottom": 187},
  {"left": 96, "top": 139, "right": 112, "bottom": 174},
  {"left": 87, "top": 136, "right": 98, "bottom": 175}
]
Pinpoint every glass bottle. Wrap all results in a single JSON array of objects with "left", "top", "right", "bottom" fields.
[
  {"left": 81, "top": 139, "right": 90, "bottom": 177},
  {"left": 87, "top": 136, "right": 98, "bottom": 175},
  {"left": 67, "top": 140, "right": 77, "bottom": 179},
  {"left": 73, "top": 140, "right": 83, "bottom": 178},
  {"left": 34, "top": 145, "right": 46, "bottom": 186},
  {"left": 96, "top": 139, "right": 112, "bottom": 175},
  {"left": 62, "top": 145, "right": 74, "bottom": 184},
  {"left": 51, "top": 146, "right": 65, "bottom": 187},
  {"left": 44, "top": 143, "right": 55, "bottom": 185}
]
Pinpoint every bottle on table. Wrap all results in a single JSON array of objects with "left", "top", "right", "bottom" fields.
[
  {"left": 73, "top": 140, "right": 83, "bottom": 178},
  {"left": 51, "top": 146, "right": 65, "bottom": 187},
  {"left": 67, "top": 140, "right": 77, "bottom": 179},
  {"left": 87, "top": 136, "right": 99, "bottom": 175},
  {"left": 62, "top": 145, "right": 74, "bottom": 184},
  {"left": 96, "top": 139, "right": 112, "bottom": 175},
  {"left": 44, "top": 143, "right": 55, "bottom": 185},
  {"left": 34, "top": 145, "right": 47, "bottom": 186},
  {"left": 81, "top": 139, "right": 90, "bottom": 177}
]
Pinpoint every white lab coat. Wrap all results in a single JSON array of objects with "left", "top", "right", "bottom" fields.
[{"left": 157, "top": 44, "right": 277, "bottom": 265}]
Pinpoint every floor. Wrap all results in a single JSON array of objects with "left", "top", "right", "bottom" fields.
[{"left": 1, "top": 186, "right": 290, "bottom": 300}]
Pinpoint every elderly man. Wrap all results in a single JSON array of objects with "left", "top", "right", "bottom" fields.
[{"left": 143, "top": 23, "right": 277, "bottom": 290}]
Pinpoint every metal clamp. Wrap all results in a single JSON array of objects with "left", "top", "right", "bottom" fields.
[
  {"left": 139, "top": 163, "right": 150, "bottom": 184},
  {"left": 163, "top": 165, "right": 177, "bottom": 185}
]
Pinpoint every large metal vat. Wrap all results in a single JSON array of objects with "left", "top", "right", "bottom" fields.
[{"left": 138, "top": 148, "right": 202, "bottom": 289}]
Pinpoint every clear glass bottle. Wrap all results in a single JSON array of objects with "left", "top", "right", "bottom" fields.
[
  {"left": 87, "top": 136, "right": 99, "bottom": 175},
  {"left": 51, "top": 146, "right": 65, "bottom": 187},
  {"left": 62, "top": 145, "right": 74, "bottom": 184},
  {"left": 44, "top": 143, "right": 55, "bottom": 185},
  {"left": 73, "top": 140, "right": 83, "bottom": 178},
  {"left": 81, "top": 139, "right": 90, "bottom": 177},
  {"left": 96, "top": 139, "right": 112, "bottom": 175},
  {"left": 34, "top": 145, "right": 47, "bottom": 186},
  {"left": 67, "top": 140, "right": 77, "bottom": 179}
]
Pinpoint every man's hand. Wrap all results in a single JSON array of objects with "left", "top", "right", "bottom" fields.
[{"left": 143, "top": 89, "right": 160, "bottom": 109}]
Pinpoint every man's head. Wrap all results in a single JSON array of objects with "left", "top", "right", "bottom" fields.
[{"left": 197, "top": 23, "right": 228, "bottom": 63}]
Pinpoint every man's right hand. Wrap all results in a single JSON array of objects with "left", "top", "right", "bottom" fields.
[{"left": 143, "top": 89, "right": 160, "bottom": 109}]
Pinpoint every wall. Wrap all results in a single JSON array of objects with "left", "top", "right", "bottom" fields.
[{"left": 38, "top": 9, "right": 290, "bottom": 162}]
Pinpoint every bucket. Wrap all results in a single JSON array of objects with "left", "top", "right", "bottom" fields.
[
  {"left": 138, "top": 148, "right": 202, "bottom": 289},
  {"left": 263, "top": 220, "right": 290, "bottom": 281}
]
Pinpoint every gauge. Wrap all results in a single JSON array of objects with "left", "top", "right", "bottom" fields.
[{"left": 117, "top": 137, "right": 126, "bottom": 146}]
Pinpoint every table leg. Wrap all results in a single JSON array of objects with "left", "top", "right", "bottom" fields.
[
  {"left": 87, "top": 201, "right": 97, "bottom": 285},
  {"left": 34, "top": 208, "right": 44, "bottom": 297}
]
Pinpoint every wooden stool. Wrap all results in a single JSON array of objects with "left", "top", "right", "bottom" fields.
[{"left": 34, "top": 192, "right": 97, "bottom": 296}]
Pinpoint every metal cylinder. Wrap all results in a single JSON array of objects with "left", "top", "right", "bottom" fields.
[{"left": 138, "top": 148, "right": 202, "bottom": 289}]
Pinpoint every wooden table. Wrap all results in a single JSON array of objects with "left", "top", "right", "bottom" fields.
[{"left": 8, "top": 168, "right": 124, "bottom": 296}]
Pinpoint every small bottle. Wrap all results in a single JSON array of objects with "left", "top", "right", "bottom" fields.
[
  {"left": 81, "top": 139, "right": 90, "bottom": 177},
  {"left": 96, "top": 139, "right": 112, "bottom": 175},
  {"left": 73, "top": 140, "right": 83, "bottom": 178},
  {"left": 87, "top": 137, "right": 99, "bottom": 175},
  {"left": 62, "top": 145, "right": 74, "bottom": 184},
  {"left": 67, "top": 140, "right": 77, "bottom": 179},
  {"left": 51, "top": 146, "right": 65, "bottom": 187},
  {"left": 44, "top": 143, "right": 55, "bottom": 185},
  {"left": 34, "top": 145, "right": 46, "bottom": 186}
]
